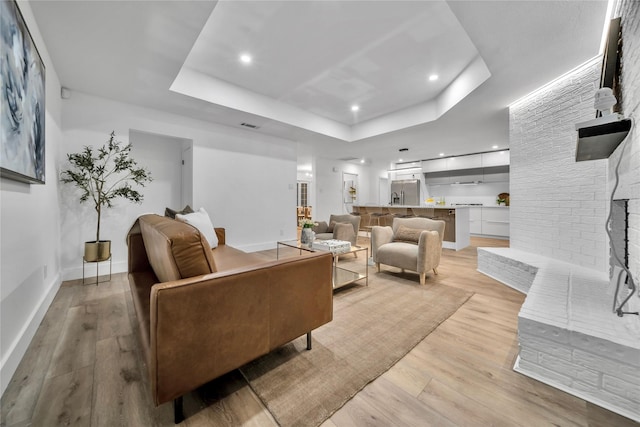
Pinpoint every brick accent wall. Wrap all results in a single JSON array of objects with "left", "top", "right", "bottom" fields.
[
  {"left": 610, "top": 0, "right": 640, "bottom": 297},
  {"left": 509, "top": 58, "right": 609, "bottom": 271}
]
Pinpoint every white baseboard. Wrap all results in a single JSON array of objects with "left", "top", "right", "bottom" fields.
[{"left": 1, "top": 272, "right": 61, "bottom": 397}]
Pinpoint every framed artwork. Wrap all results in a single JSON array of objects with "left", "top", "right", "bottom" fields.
[{"left": 1, "top": 0, "right": 46, "bottom": 184}]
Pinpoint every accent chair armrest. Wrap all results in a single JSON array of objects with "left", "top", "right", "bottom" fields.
[
  {"left": 417, "top": 230, "right": 443, "bottom": 276},
  {"left": 371, "top": 226, "right": 393, "bottom": 261}
]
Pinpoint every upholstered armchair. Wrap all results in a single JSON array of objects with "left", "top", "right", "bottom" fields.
[
  {"left": 371, "top": 217, "right": 445, "bottom": 285},
  {"left": 313, "top": 214, "right": 361, "bottom": 246}
]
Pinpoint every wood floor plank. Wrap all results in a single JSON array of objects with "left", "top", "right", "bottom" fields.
[
  {"left": 419, "top": 378, "right": 523, "bottom": 427},
  {"left": 351, "top": 376, "right": 457, "bottom": 427},
  {"left": 91, "top": 334, "right": 167, "bottom": 427},
  {"left": 330, "top": 393, "right": 399, "bottom": 427},
  {"left": 414, "top": 341, "right": 589, "bottom": 426},
  {"left": 95, "top": 291, "right": 132, "bottom": 341},
  {"left": 184, "top": 371, "right": 277, "bottom": 427},
  {"left": 30, "top": 365, "right": 94, "bottom": 427},
  {"left": 0, "top": 285, "right": 73, "bottom": 426},
  {"left": 47, "top": 304, "right": 98, "bottom": 378},
  {"left": 381, "top": 351, "right": 433, "bottom": 397}
]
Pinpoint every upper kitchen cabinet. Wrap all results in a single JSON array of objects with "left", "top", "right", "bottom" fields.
[
  {"left": 421, "top": 158, "right": 448, "bottom": 172},
  {"left": 481, "top": 151, "right": 510, "bottom": 167},
  {"left": 446, "top": 154, "right": 482, "bottom": 170}
]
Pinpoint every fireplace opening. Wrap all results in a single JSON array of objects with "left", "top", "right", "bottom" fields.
[
  {"left": 609, "top": 199, "right": 629, "bottom": 272},
  {"left": 608, "top": 199, "right": 638, "bottom": 317}
]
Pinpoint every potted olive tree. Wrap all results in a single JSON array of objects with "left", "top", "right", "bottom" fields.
[{"left": 61, "top": 131, "right": 152, "bottom": 262}]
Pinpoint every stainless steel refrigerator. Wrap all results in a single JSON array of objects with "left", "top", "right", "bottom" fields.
[{"left": 390, "top": 179, "right": 420, "bottom": 205}]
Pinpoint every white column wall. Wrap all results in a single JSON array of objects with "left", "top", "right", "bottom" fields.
[
  {"left": 607, "top": 0, "right": 640, "bottom": 294},
  {"left": 509, "top": 58, "right": 609, "bottom": 271}
]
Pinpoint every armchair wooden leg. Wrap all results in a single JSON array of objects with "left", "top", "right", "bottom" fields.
[
  {"left": 420, "top": 273, "right": 426, "bottom": 285},
  {"left": 433, "top": 268, "right": 439, "bottom": 275},
  {"left": 376, "top": 262, "right": 381, "bottom": 272}
]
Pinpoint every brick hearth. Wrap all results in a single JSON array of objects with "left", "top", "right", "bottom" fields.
[{"left": 478, "top": 248, "right": 640, "bottom": 422}]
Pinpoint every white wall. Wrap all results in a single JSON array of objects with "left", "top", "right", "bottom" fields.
[
  {"left": 130, "top": 129, "right": 184, "bottom": 218},
  {"left": 60, "top": 91, "right": 298, "bottom": 278},
  {"left": 509, "top": 57, "right": 609, "bottom": 271},
  {"left": 609, "top": 0, "right": 639, "bottom": 291},
  {"left": 192, "top": 146, "right": 297, "bottom": 250},
  {"left": 314, "top": 157, "right": 372, "bottom": 222},
  {"left": 0, "top": 1, "right": 63, "bottom": 395}
]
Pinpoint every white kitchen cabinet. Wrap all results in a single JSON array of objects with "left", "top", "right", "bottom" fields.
[
  {"left": 482, "top": 151, "right": 510, "bottom": 167},
  {"left": 482, "top": 171, "right": 510, "bottom": 182},
  {"left": 469, "top": 207, "right": 482, "bottom": 234},
  {"left": 421, "top": 158, "right": 448, "bottom": 172},
  {"left": 481, "top": 207, "right": 510, "bottom": 237},
  {"left": 446, "top": 154, "right": 482, "bottom": 170},
  {"left": 424, "top": 175, "right": 451, "bottom": 185}
]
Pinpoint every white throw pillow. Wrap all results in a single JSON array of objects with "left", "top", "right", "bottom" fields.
[{"left": 176, "top": 207, "right": 219, "bottom": 248}]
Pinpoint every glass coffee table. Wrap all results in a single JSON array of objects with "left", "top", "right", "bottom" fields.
[{"left": 277, "top": 240, "right": 368, "bottom": 289}]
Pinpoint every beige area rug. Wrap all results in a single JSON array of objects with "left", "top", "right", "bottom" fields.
[{"left": 240, "top": 269, "right": 473, "bottom": 427}]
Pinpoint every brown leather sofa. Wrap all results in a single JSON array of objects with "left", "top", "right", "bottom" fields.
[{"left": 127, "top": 214, "right": 333, "bottom": 423}]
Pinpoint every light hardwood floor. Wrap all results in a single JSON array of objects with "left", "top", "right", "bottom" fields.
[{"left": 1, "top": 237, "right": 637, "bottom": 426}]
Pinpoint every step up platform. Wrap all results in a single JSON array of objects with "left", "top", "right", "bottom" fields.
[{"left": 478, "top": 247, "right": 640, "bottom": 422}]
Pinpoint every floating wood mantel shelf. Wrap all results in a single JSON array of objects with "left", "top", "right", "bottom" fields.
[{"left": 575, "top": 118, "right": 632, "bottom": 162}]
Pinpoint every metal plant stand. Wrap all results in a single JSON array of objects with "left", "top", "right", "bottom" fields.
[{"left": 82, "top": 255, "right": 112, "bottom": 286}]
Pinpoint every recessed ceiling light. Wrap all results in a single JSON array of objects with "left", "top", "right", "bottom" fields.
[
  {"left": 240, "top": 54, "right": 252, "bottom": 64},
  {"left": 428, "top": 74, "right": 439, "bottom": 82},
  {"left": 360, "top": 159, "right": 365, "bottom": 164},
  {"left": 398, "top": 158, "right": 403, "bottom": 162},
  {"left": 492, "top": 145, "right": 499, "bottom": 149},
  {"left": 439, "top": 153, "right": 445, "bottom": 157},
  {"left": 351, "top": 105, "right": 360, "bottom": 112}
]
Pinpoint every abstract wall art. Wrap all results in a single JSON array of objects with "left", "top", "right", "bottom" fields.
[{"left": 1, "top": 0, "right": 46, "bottom": 184}]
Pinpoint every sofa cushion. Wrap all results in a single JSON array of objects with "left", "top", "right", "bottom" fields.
[
  {"left": 327, "top": 221, "right": 335, "bottom": 233},
  {"left": 164, "top": 204, "right": 194, "bottom": 219},
  {"left": 139, "top": 214, "right": 217, "bottom": 282},
  {"left": 176, "top": 208, "right": 218, "bottom": 248},
  {"left": 393, "top": 225, "right": 422, "bottom": 244},
  {"left": 211, "top": 244, "right": 266, "bottom": 271}
]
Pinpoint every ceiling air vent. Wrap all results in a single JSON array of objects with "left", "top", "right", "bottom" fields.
[
  {"left": 338, "top": 157, "right": 358, "bottom": 161},
  {"left": 240, "top": 122, "right": 260, "bottom": 129}
]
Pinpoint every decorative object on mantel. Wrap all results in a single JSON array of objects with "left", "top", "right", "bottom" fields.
[
  {"left": 497, "top": 192, "right": 510, "bottom": 206},
  {"left": 61, "top": 131, "right": 152, "bottom": 266},
  {"left": 299, "top": 218, "right": 317, "bottom": 244}
]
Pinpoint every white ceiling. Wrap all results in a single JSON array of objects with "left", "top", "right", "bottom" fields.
[{"left": 30, "top": 0, "right": 609, "bottom": 164}]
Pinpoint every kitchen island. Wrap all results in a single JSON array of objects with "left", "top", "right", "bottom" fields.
[{"left": 352, "top": 205, "right": 470, "bottom": 251}]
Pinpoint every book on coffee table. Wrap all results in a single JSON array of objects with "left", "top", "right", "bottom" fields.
[{"left": 311, "top": 239, "right": 351, "bottom": 255}]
